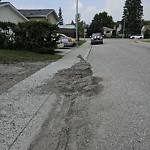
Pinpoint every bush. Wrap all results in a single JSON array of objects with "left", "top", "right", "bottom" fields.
[
  {"left": 0, "top": 21, "right": 58, "bottom": 54},
  {"left": 0, "top": 22, "right": 16, "bottom": 49},
  {"left": 144, "top": 30, "right": 150, "bottom": 39}
]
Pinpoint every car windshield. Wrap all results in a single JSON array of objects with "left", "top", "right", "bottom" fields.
[{"left": 92, "top": 33, "right": 102, "bottom": 36}]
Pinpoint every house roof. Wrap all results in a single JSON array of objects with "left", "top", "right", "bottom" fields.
[
  {"left": 58, "top": 25, "right": 76, "bottom": 29},
  {"left": 0, "top": 2, "right": 29, "bottom": 22},
  {"left": 141, "top": 25, "right": 150, "bottom": 31},
  {"left": 0, "top": 2, "right": 9, "bottom": 5},
  {"left": 19, "top": 9, "right": 59, "bottom": 21},
  {"left": 144, "top": 25, "right": 150, "bottom": 30}
]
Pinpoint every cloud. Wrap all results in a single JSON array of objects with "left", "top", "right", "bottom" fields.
[
  {"left": 13, "top": 2, "right": 44, "bottom": 9},
  {"left": 70, "top": 0, "right": 84, "bottom": 10},
  {"left": 81, "top": 6, "right": 99, "bottom": 23},
  {"left": 143, "top": 1, "right": 150, "bottom": 20},
  {"left": 102, "top": 0, "right": 125, "bottom": 21}
]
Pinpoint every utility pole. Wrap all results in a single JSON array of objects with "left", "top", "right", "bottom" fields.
[
  {"left": 122, "top": 18, "right": 126, "bottom": 39},
  {"left": 76, "top": 0, "right": 78, "bottom": 46}
]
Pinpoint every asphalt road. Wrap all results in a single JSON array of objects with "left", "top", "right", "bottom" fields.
[
  {"left": 26, "top": 39, "right": 150, "bottom": 150},
  {"left": 87, "top": 39, "right": 150, "bottom": 149}
]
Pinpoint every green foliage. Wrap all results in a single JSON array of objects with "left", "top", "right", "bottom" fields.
[
  {"left": 144, "top": 30, "right": 150, "bottom": 39},
  {"left": 58, "top": 7, "right": 63, "bottom": 25},
  {"left": 78, "top": 40, "right": 86, "bottom": 46},
  {"left": 142, "top": 20, "right": 150, "bottom": 25},
  {"left": 0, "top": 21, "right": 58, "bottom": 54},
  {"left": 78, "top": 21, "right": 86, "bottom": 38},
  {"left": 0, "top": 22, "right": 16, "bottom": 49},
  {"left": 122, "top": 0, "right": 143, "bottom": 36},
  {"left": 87, "top": 11, "right": 114, "bottom": 36}
]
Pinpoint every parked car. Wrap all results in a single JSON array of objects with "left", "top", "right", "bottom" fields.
[
  {"left": 57, "top": 33, "right": 76, "bottom": 43},
  {"left": 56, "top": 39, "right": 64, "bottom": 49},
  {"left": 91, "top": 33, "right": 103, "bottom": 44},
  {"left": 61, "top": 37, "right": 73, "bottom": 47},
  {"left": 130, "top": 34, "right": 143, "bottom": 39}
]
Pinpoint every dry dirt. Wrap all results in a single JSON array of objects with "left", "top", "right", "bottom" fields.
[
  {"left": 0, "top": 61, "right": 51, "bottom": 95},
  {"left": 28, "top": 56, "right": 104, "bottom": 150}
]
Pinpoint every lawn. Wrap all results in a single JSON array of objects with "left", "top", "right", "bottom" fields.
[
  {"left": 0, "top": 49, "right": 62, "bottom": 64},
  {"left": 142, "top": 39, "right": 150, "bottom": 43},
  {"left": 78, "top": 40, "right": 86, "bottom": 46}
]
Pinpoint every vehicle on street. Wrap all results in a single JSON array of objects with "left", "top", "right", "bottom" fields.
[
  {"left": 130, "top": 34, "right": 143, "bottom": 39},
  {"left": 91, "top": 33, "right": 103, "bottom": 45}
]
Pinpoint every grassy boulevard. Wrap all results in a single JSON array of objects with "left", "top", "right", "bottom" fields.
[{"left": 142, "top": 39, "right": 150, "bottom": 43}]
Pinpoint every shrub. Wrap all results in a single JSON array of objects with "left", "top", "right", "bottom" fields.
[{"left": 0, "top": 21, "right": 58, "bottom": 54}]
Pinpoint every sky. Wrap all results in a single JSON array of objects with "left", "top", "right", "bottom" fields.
[{"left": 7, "top": 0, "right": 150, "bottom": 24}]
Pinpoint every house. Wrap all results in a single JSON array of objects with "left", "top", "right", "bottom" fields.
[
  {"left": 58, "top": 25, "right": 76, "bottom": 38},
  {"left": 141, "top": 25, "right": 150, "bottom": 38},
  {"left": 19, "top": 9, "right": 59, "bottom": 24},
  {"left": 103, "top": 26, "right": 114, "bottom": 37},
  {"left": 0, "top": 2, "right": 29, "bottom": 24}
]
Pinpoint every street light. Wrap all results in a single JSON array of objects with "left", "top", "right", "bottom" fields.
[{"left": 76, "top": 0, "right": 78, "bottom": 46}]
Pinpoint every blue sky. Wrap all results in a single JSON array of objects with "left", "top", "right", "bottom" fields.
[{"left": 8, "top": 0, "right": 150, "bottom": 24}]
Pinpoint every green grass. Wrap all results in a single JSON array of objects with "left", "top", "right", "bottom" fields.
[
  {"left": 142, "top": 39, "right": 150, "bottom": 43},
  {"left": 0, "top": 49, "right": 62, "bottom": 64},
  {"left": 78, "top": 40, "right": 86, "bottom": 46}
]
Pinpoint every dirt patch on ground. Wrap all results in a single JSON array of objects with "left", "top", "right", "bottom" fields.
[
  {"left": 0, "top": 61, "right": 51, "bottom": 95},
  {"left": 28, "top": 56, "right": 104, "bottom": 150}
]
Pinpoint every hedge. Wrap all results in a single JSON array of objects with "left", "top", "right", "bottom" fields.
[{"left": 0, "top": 21, "right": 58, "bottom": 54}]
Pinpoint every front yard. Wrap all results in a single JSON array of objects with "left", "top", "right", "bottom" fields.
[{"left": 0, "top": 49, "right": 62, "bottom": 64}]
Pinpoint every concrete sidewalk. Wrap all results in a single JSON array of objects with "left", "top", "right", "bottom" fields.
[{"left": 0, "top": 40, "right": 91, "bottom": 150}]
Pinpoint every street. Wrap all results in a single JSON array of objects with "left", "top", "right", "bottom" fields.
[
  {"left": 27, "top": 39, "right": 150, "bottom": 150},
  {"left": 3, "top": 39, "right": 150, "bottom": 150},
  {"left": 87, "top": 39, "right": 150, "bottom": 149}
]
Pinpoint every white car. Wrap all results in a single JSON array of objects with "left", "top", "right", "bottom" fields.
[
  {"left": 130, "top": 34, "right": 143, "bottom": 39},
  {"left": 61, "top": 37, "right": 73, "bottom": 47}
]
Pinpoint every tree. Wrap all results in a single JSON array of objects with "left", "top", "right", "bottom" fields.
[
  {"left": 78, "top": 20, "right": 86, "bottom": 38},
  {"left": 122, "top": 0, "right": 143, "bottom": 36},
  {"left": 142, "top": 20, "right": 150, "bottom": 25},
  {"left": 87, "top": 11, "right": 114, "bottom": 36},
  {"left": 58, "top": 7, "right": 63, "bottom": 25}
]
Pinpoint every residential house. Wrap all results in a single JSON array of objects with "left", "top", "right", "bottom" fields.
[
  {"left": 103, "top": 26, "right": 114, "bottom": 37},
  {"left": 19, "top": 9, "right": 59, "bottom": 24},
  {"left": 58, "top": 25, "right": 76, "bottom": 38},
  {"left": 141, "top": 25, "right": 150, "bottom": 38},
  {"left": 0, "top": 2, "right": 29, "bottom": 24},
  {"left": 116, "top": 24, "right": 122, "bottom": 36}
]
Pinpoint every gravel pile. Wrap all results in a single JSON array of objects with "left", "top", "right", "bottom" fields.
[
  {"left": 28, "top": 56, "right": 103, "bottom": 150},
  {"left": 50, "top": 55, "right": 100, "bottom": 97}
]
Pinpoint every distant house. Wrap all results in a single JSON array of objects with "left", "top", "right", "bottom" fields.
[
  {"left": 19, "top": 9, "right": 59, "bottom": 24},
  {"left": 141, "top": 25, "right": 150, "bottom": 38},
  {"left": 0, "top": 2, "right": 29, "bottom": 24},
  {"left": 103, "top": 26, "right": 114, "bottom": 37},
  {"left": 58, "top": 25, "right": 76, "bottom": 38}
]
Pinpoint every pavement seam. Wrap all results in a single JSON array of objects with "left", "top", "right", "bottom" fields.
[{"left": 8, "top": 93, "right": 52, "bottom": 150}]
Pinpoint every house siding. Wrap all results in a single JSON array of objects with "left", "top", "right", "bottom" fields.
[
  {"left": 24, "top": 14, "right": 58, "bottom": 24},
  {"left": 47, "top": 13, "right": 58, "bottom": 24},
  {"left": 28, "top": 17, "right": 46, "bottom": 22},
  {"left": 0, "top": 5, "right": 26, "bottom": 23}
]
